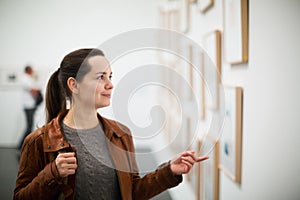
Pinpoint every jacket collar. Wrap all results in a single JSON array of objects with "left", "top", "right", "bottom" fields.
[{"left": 43, "top": 111, "right": 128, "bottom": 152}]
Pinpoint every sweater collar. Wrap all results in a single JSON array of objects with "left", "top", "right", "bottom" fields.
[{"left": 43, "top": 111, "right": 128, "bottom": 152}]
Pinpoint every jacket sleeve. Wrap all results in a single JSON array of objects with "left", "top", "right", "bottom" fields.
[
  {"left": 132, "top": 161, "right": 182, "bottom": 200},
  {"left": 14, "top": 133, "right": 64, "bottom": 200},
  {"left": 124, "top": 134, "right": 183, "bottom": 200}
]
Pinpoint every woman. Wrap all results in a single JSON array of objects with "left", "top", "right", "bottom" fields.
[{"left": 14, "top": 48, "right": 208, "bottom": 200}]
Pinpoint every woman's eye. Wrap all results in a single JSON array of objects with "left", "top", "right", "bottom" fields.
[
  {"left": 97, "top": 74, "right": 112, "bottom": 81},
  {"left": 97, "top": 75, "right": 104, "bottom": 80}
]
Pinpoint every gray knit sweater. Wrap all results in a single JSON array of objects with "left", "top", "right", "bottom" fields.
[{"left": 62, "top": 122, "right": 122, "bottom": 200}]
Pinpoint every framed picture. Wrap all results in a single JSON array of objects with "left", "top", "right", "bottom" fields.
[
  {"left": 0, "top": 68, "right": 21, "bottom": 87},
  {"left": 185, "top": 137, "right": 201, "bottom": 197},
  {"left": 219, "top": 86, "right": 243, "bottom": 183},
  {"left": 157, "top": 5, "right": 180, "bottom": 66},
  {"left": 203, "top": 30, "right": 221, "bottom": 110},
  {"left": 188, "top": 45, "right": 194, "bottom": 90},
  {"left": 159, "top": 1, "right": 179, "bottom": 30},
  {"left": 185, "top": 118, "right": 194, "bottom": 183},
  {"left": 187, "top": 45, "right": 205, "bottom": 120},
  {"left": 197, "top": 0, "right": 214, "bottom": 13},
  {"left": 197, "top": 137, "right": 219, "bottom": 200},
  {"left": 167, "top": 81, "right": 182, "bottom": 150},
  {"left": 223, "top": 0, "right": 248, "bottom": 64},
  {"left": 179, "top": 0, "right": 191, "bottom": 33},
  {"left": 199, "top": 52, "right": 206, "bottom": 120},
  {"left": 186, "top": 45, "right": 196, "bottom": 101}
]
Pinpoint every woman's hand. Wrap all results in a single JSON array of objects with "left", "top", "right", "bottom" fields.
[
  {"left": 170, "top": 151, "right": 208, "bottom": 175},
  {"left": 55, "top": 152, "right": 77, "bottom": 178}
]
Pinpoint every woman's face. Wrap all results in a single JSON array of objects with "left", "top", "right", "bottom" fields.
[{"left": 76, "top": 55, "right": 113, "bottom": 109}]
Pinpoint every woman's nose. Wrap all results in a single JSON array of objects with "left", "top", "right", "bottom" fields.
[{"left": 105, "top": 79, "right": 114, "bottom": 90}]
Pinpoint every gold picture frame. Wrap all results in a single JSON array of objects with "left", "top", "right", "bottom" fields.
[
  {"left": 159, "top": 1, "right": 179, "bottom": 31},
  {"left": 179, "top": 0, "right": 191, "bottom": 33},
  {"left": 197, "top": 0, "right": 214, "bottom": 13},
  {"left": 197, "top": 137, "right": 219, "bottom": 200},
  {"left": 219, "top": 86, "right": 243, "bottom": 183},
  {"left": 223, "top": 0, "right": 248, "bottom": 64},
  {"left": 203, "top": 30, "right": 221, "bottom": 110},
  {"left": 199, "top": 52, "right": 206, "bottom": 120}
]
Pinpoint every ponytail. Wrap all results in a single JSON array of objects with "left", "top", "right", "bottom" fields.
[{"left": 45, "top": 69, "right": 66, "bottom": 123}]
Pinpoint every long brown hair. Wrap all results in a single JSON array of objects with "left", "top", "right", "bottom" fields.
[{"left": 45, "top": 48, "right": 104, "bottom": 122}]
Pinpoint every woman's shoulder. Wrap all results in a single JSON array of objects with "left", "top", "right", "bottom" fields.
[
  {"left": 100, "top": 115, "right": 131, "bottom": 137},
  {"left": 100, "top": 116, "right": 136, "bottom": 152},
  {"left": 22, "top": 126, "right": 45, "bottom": 149}
]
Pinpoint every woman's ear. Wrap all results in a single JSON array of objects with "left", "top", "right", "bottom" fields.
[{"left": 67, "top": 77, "right": 78, "bottom": 94}]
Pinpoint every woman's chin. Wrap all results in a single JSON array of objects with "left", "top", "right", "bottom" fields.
[{"left": 97, "top": 102, "right": 110, "bottom": 109}]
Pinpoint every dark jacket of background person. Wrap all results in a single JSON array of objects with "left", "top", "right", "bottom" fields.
[{"left": 14, "top": 111, "right": 182, "bottom": 200}]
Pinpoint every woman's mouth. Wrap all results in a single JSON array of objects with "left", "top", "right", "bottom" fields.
[{"left": 102, "top": 94, "right": 111, "bottom": 98}]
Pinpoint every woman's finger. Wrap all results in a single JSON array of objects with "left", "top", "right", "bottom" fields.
[
  {"left": 180, "top": 151, "right": 195, "bottom": 158},
  {"left": 195, "top": 156, "right": 209, "bottom": 162},
  {"left": 61, "top": 163, "right": 77, "bottom": 169},
  {"left": 181, "top": 156, "right": 196, "bottom": 165}
]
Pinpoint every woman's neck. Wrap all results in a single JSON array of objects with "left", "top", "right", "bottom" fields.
[{"left": 63, "top": 108, "right": 99, "bottom": 130}]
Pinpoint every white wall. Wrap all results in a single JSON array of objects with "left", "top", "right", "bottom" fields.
[
  {"left": 184, "top": 0, "right": 300, "bottom": 199},
  {"left": 0, "top": 0, "right": 161, "bottom": 67},
  {"left": 0, "top": 0, "right": 161, "bottom": 146},
  {"left": 233, "top": 1, "right": 300, "bottom": 199}
]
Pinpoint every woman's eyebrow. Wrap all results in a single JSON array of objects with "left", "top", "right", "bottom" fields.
[{"left": 95, "top": 72, "right": 113, "bottom": 75}]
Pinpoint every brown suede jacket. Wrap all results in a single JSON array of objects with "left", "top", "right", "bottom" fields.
[{"left": 14, "top": 112, "right": 182, "bottom": 200}]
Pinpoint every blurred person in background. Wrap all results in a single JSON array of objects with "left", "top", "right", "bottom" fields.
[{"left": 17, "top": 65, "right": 40, "bottom": 150}]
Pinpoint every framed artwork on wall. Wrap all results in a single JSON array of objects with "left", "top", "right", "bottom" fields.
[
  {"left": 197, "top": 0, "right": 214, "bottom": 13},
  {"left": 0, "top": 68, "right": 21, "bottom": 87},
  {"left": 199, "top": 52, "right": 206, "bottom": 120},
  {"left": 197, "top": 137, "right": 219, "bottom": 200},
  {"left": 189, "top": 45, "right": 194, "bottom": 90},
  {"left": 219, "top": 86, "right": 243, "bottom": 183},
  {"left": 185, "top": 117, "right": 195, "bottom": 183},
  {"left": 159, "top": 1, "right": 179, "bottom": 30},
  {"left": 167, "top": 78, "right": 183, "bottom": 151},
  {"left": 184, "top": 45, "right": 205, "bottom": 120},
  {"left": 203, "top": 30, "right": 221, "bottom": 110},
  {"left": 223, "top": 0, "right": 248, "bottom": 64},
  {"left": 186, "top": 137, "right": 201, "bottom": 199},
  {"left": 158, "top": 0, "right": 191, "bottom": 34},
  {"left": 157, "top": 4, "right": 181, "bottom": 66},
  {"left": 195, "top": 139, "right": 201, "bottom": 200},
  {"left": 179, "top": 0, "right": 191, "bottom": 33},
  {"left": 187, "top": 45, "right": 196, "bottom": 101}
]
